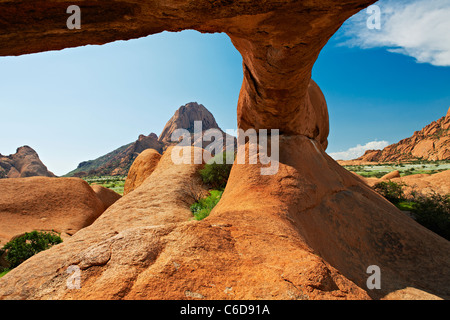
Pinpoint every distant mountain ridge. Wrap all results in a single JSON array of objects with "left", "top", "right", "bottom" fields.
[
  {"left": 65, "top": 102, "right": 233, "bottom": 177},
  {"left": 0, "top": 146, "right": 56, "bottom": 179},
  {"left": 356, "top": 107, "right": 450, "bottom": 162}
]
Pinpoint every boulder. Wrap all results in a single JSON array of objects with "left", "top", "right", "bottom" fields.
[
  {"left": 380, "top": 170, "right": 401, "bottom": 180},
  {"left": 0, "top": 177, "right": 105, "bottom": 246},
  {"left": 4, "top": 0, "right": 448, "bottom": 301},
  {"left": 90, "top": 184, "right": 122, "bottom": 210},
  {"left": 0, "top": 146, "right": 55, "bottom": 179},
  {"left": 123, "top": 149, "right": 161, "bottom": 195},
  {"left": 159, "top": 102, "right": 221, "bottom": 144},
  {"left": 1, "top": 142, "right": 449, "bottom": 300}
]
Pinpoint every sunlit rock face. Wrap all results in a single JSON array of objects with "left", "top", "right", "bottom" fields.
[{"left": 2, "top": 0, "right": 450, "bottom": 301}]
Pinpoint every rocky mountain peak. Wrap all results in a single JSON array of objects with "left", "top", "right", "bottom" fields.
[{"left": 158, "top": 102, "right": 220, "bottom": 143}]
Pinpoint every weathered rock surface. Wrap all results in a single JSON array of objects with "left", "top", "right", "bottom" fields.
[
  {"left": 159, "top": 102, "right": 220, "bottom": 144},
  {"left": 357, "top": 107, "right": 450, "bottom": 162},
  {"left": 123, "top": 148, "right": 161, "bottom": 195},
  {"left": 0, "top": 146, "right": 55, "bottom": 179},
  {"left": 160, "top": 102, "right": 237, "bottom": 156},
  {"left": 0, "top": 0, "right": 374, "bottom": 137},
  {"left": 90, "top": 184, "right": 122, "bottom": 210},
  {"left": 0, "top": 177, "right": 105, "bottom": 246},
  {"left": 2, "top": 0, "right": 448, "bottom": 301},
  {"left": 1, "top": 141, "right": 449, "bottom": 300}
]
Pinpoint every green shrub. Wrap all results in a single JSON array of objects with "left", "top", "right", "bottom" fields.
[
  {"left": 411, "top": 193, "right": 450, "bottom": 241},
  {"left": 373, "top": 181, "right": 406, "bottom": 204},
  {"left": 199, "top": 152, "right": 234, "bottom": 190},
  {"left": 190, "top": 190, "right": 223, "bottom": 221},
  {"left": 1, "top": 231, "right": 63, "bottom": 269}
]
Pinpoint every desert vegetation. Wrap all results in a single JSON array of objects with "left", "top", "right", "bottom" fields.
[
  {"left": 345, "top": 160, "right": 450, "bottom": 178},
  {"left": 84, "top": 176, "right": 126, "bottom": 195},
  {"left": 0, "top": 230, "right": 62, "bottom": 277},
  {"left": 373, "top": 181, "right": 450, "bottom": 240},
  {"left": 189, "top": 152, "right": 234, "bottom": 221}
]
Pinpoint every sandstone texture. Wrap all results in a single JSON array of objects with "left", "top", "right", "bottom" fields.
[
  {"left": 1, "top": 142, "right": 449, "bottom": 300},
  {"left": 0, "top": 177, "right": 105, "bottom": 246},
  {"left": 90, "top": 184, "right": 122, "bottom": 210},
  {"left": 0, "top": 146, "right": 55, "bottom": 179},
  {"left": 357, "top": 107, "right": 450, "bottom": 162},
  {"left": 2, "top": 0, "right": 449, "bottom": 301},
  {"left": 123, "top": 148, "right": 161, "bottom": 195}
]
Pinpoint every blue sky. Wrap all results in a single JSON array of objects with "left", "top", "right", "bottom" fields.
[{"left": 1, "top": 0, "right": 449, "bottom": 175}]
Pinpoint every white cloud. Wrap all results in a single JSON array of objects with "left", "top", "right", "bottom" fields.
[
  {"left": 328, "top": 140, "right": 389, "bottom": 160},
  {"left": 341, "top": 0, "right": 450, "bottom": 67}
]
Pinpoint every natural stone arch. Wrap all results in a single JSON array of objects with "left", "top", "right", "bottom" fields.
[
  {"left": 1, "top": 0, "right": 450, "bottom": 300},
  {"left": 0, "top": 0, "right": 376, "bottom": 145}
]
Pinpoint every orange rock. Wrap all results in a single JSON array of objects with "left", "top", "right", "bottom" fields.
[
  {"left": 0, "top": 146, "right": 55, "bottom": 179},
  {"left": 380, "top": 170, "right": 401, "bottom": 180},
  {"left": 1, "top": 142, "right": 449, "bottom": 300},
  {"left": 3, "top": 0, "right": 448, "bottom": 302},
  {"left": 123, "top": 149, "right": 161, "bottom": 195},
  {"left": 0, "top": 177, "right": 105, "bottom": 246},
  {"left": 90, "top": 184, "right": 122, "bottom": 210},
  {"left": 357, "top": 107, "right": 450, "bottom": 162}
]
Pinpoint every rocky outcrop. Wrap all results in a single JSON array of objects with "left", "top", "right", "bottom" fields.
[
  {"left": 1, "top": 143, "right": 449, "bottom": 300},
  {"left": 0, "top": 146, "right": 55, "bottom": 179},
  {"left": 160, "top": 102, "right": 237, "bottom": 157},
  {"left": 360, "top": 170, "right": 450, "bottom": 198},
  {"left": 123, "top": 149, "right": 161, "bottom": 195},
  {"left": 66, "top": 133, "right": 164, "bottom": 177},
  {"left": 0, "top": 177, "right": 105, "bottom": 246},
  {"left": 67, "top": 102, "right": 235, "bottom": 177},
  {"left": 3, "top": 0, "right": 449, "bottom": 301},
  {"left": 90, "top": 184, "right": 122, "bottom": 210},
  {"left": 159, "top": 102, "right": 220, "bottom": 144},
  {"left": 380, "top": 170, "right": 401, "bottom": 181},
  {"left": 357, "top": 107, "right": 450, "bottom": 162}
]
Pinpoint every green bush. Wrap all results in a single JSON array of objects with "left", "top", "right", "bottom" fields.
[
  {"left": 199, "top": 152, "right": 234, "bottom": 190},
  {"left": 373, "top": 181, "right": 406, "bottom": 204},
  {"left": 411, "top": 193, "right": 450, "bottom": 240},
  {"left": 190, "top": 190, "right": 223, "bottom": 221},
  {"left": 1, "top": 231, "right": 63, "bottom": 269}
]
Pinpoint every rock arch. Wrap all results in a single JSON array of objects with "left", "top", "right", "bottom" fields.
[{"left": 1, "top": 0, "right": 449, "bottom": 300}]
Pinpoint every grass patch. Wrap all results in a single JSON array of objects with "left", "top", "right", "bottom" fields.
[
  {"left": 0, "top": 269, "right": 9, "bottom": 278},
  {"left": 395, "top": 201, "right": 416, "bottom": 211},
  {"left": 83, "top": 176, "right": 126, "bottom": 195},
  {"left": 190, "top": 190, "right": 223, "bottom": 221}
]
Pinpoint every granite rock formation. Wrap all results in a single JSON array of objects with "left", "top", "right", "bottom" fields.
[
  {"left": 0, "top": 177, "right": 105, "bottom": 246},
  {"left": 67, "top": 102, "right": 235, "bottom": 177},
  {"left": 123, "top": 148, "right": 161, "bottom": 195},
  {"left": 357, "top": 107, "right": 450, "bottom": 162},
  {"left": 1, "top": 0, "right": 449, "bottom": 300},
  {"left": 0, "top": 146, "right": 55, "bottom": 179},
  {"left": 67, "top": 133, "right": 164, "bottom": 177}
]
